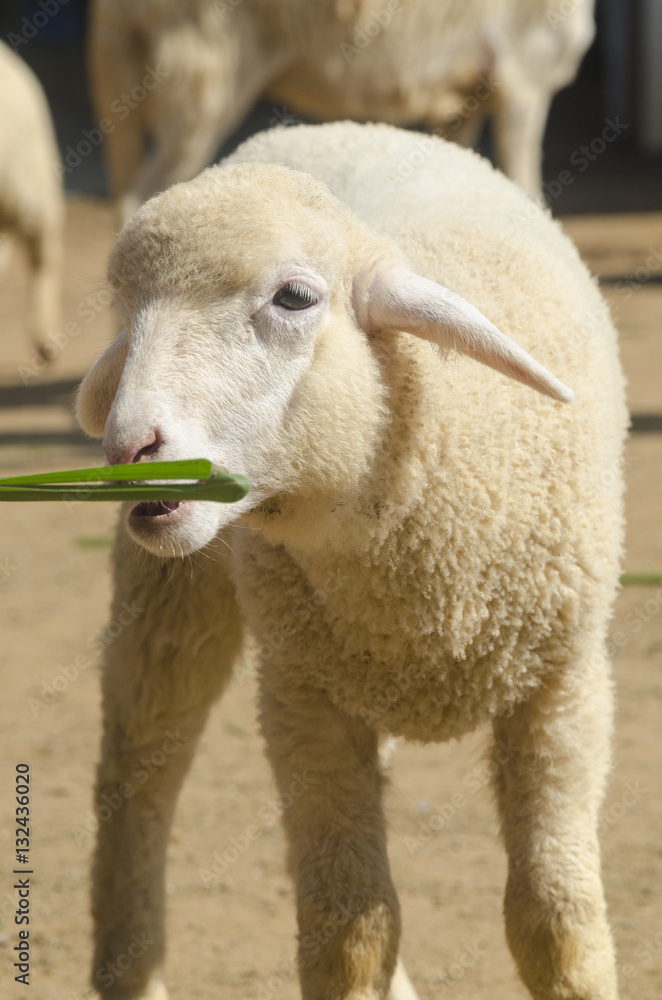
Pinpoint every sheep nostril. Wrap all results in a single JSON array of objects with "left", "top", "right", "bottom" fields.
[
  {"left": 103, "top": 429, "right": 165, "bottom": 466},
  {"left": 133, "top": 429, "right": 163, "bottom": 463}
]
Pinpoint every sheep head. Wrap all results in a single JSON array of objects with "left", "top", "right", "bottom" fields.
[{"left": 77, "top": 161, "right": 572, "bottom": 558}]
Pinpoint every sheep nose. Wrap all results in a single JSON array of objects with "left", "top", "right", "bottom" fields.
[{"left": 103, "top": 429, "right": 164, "bottom": 466}]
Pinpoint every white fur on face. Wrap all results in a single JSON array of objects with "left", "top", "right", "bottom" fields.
[{"left": 104, "top": 266, "right": 330, "bottom": 557}]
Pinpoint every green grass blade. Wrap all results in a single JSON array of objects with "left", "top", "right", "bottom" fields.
[
  {"left": 0, "top": 458, "right": 214, "bottom": 486},
  {"left": 0, "top": 482, "right": 249, "bottom": 502},
  {"left": 0, "top": 461, "right": 250, "bottom": 503},
  {"left": 620, "top": 572, "right": 662, "bottom": 587}
]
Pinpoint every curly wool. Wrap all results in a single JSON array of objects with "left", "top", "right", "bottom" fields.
[{"left": 225, "top": 122, "right": 627, "bottom": 741}]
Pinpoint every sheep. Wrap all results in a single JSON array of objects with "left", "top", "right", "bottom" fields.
[
  {"left": 76, "top": 121, "right": 627, "bottom": 1000},
  {"left": 88, "top": 0, "right": 595, "bottom": 222},
  {"left": 0, "top": 39, "right": 63, "bottom": 359}
]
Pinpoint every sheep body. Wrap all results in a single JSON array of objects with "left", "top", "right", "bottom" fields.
[
  {"left": 88, "top": 0, "right": 595, "bottom": 213},
  {"left": 224, "top": 122, "right": 625, "bottom": 741},
  {"left": 0, "top": 40, "right": 63, "bottom": 355},
  {"left": 79, "top": 122, "right": 625, "bottom": 1000}
]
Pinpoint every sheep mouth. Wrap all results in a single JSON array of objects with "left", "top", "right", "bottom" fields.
[{"left": 131, "top": 500, "right": 182, "bottom": 518}]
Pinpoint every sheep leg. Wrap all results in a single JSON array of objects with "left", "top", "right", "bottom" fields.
[
  {"left": 492, "top": 83, "right": 550, "bottom": 200},
  {"left": 433, "top": 108, "right": 487, "bottom": 151},
  {"left": 0, "top": 233, "right": 12, "bottom": 272},
  {"left": 90, "top": 528, "right": 244, "bottom": 1000},
  {"left": 492, "top": 660, "right": 618, "bottom": 1000},
  {"left": 260, "top": 684, "right": 401, "bottom": 1000},
  {"left": 387, "top": 957, "right": 420, "bottom": 1000},
  {"left": 24, "top": 220, "right": 61, "bottom": 359},
  {"left": 128, "top": 23, "right": 288, "bottom": 221},
  {"left": 87, "top": 9, "right": 149, "bottom": 223}
]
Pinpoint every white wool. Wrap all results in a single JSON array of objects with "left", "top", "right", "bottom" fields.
[
  {"left": 79, "top": 123, "right": 625, "bottom": 1000},
  {"left": 0, "top": 40, "right": 63, "bottom": 356},
  {"left": 88, "top": 0, "right": 595, "bottom": 222}
]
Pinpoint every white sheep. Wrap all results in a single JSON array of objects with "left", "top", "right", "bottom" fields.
[
  {"left": 0, "top": 39, "right": 63, "bottom": 358},
  {"left": 77, "top": 121, "right": 626, "bottom": 1000},
  {"left": 88, "top": 0, "right": 595, "bottom": 221}
]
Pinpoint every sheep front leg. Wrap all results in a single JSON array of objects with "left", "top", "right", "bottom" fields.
[
  {"left": 86, "top": 5, "right": 151, "bottom": 226},
  {"left": 133, "top": 18, "right": 288, "bottom": 214},
  {"left": 492, "top": 660, "right": 618, "bottom": 1000},
  {"left": 260, "top": 684, "right": 401, "bottom": 1000},
  {"left": 91, "top": 528, "right": 244, "bottom": 1000},
  {"left": 492, "top": 81, "right": 551, "bottom": 200}
]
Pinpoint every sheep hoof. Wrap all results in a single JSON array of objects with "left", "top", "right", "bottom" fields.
[
  {"left": 34, "top": 341, "right": 54, "bottom": 364},
  {"left": 388, "top": 958, "right": 420, "bottom": 1000},
  {"left": 136, "top": 975, "right": 169, "bottom": 1000}
]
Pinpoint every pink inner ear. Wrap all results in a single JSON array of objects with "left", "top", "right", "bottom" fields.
[{"left": 356, "top": 262, "right": 574, "bottom": 404}]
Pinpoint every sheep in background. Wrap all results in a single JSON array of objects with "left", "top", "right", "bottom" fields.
[
  {"left": 77, "top": 121, "right": 626, "bottom": 1000},
  {"left": 88, "top": 0, "right": 595, "bottom": 221},
  {"left": 0, "top": 39, "right": 63, "bottom": 359}
]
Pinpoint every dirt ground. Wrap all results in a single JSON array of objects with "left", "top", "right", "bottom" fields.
[{"left": 0, "top": 199, "right": 661, "bottom": 1000}]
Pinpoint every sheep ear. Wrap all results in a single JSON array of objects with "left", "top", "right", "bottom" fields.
[
  {"left": 354, "top": 263, "right": 574, "bottom": 402},
  {"left": 76, "top": 330, "right": 129, "bottom": 437}
]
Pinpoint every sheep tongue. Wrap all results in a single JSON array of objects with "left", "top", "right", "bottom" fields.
[{"left": 134, "top": 501, "right": 180, "bottom": 517}]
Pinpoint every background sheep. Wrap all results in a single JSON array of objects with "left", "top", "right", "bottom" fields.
[
  {"left": 88, "top": 0, "right": 595, "bottom": 222},
  {"left": 0, "top": 39, "right": 63, "bottom": 359},
  {"left": 77, "top": 121, "right": 626, "bottom": 1000}
]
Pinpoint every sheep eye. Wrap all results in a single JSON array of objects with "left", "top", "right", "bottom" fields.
[{"left": 273, "top": 282, "right": 318, "bottom": 311}]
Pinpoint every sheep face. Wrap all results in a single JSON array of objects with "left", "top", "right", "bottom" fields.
[
  {"left": 77, "top": 160, "right": 572, "bottom": 558},
  {"left": 77, "top": 164, "right": 388, "bottom": 557}
]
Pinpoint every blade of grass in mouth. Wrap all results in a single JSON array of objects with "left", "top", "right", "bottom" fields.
[
  {"left": 0, "top": 460, "right": 250, "bottom": 503},
  {"left": 0, "top": 458, "right": 214, "bottom": 485}
]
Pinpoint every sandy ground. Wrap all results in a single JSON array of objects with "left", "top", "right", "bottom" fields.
[{"left": 0, "top": 198, "right": 661, "bottom": 1000}]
